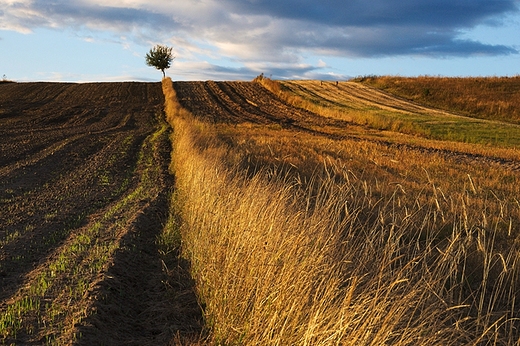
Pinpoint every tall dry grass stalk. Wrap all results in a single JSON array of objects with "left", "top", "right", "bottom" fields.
[{"left": 162, "top": 77, "right": 520, "bottom": 345}]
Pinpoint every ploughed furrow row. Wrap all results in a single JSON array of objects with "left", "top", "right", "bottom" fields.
[
  {"left": 0, "top": 82, "right": 196, "bottom": 344},
  {"left": 0, "top": 131, "right": 146, "bottom": 302},
  {"left": 0, "top": 83, "right": 161, "bottom": 297},
  {"left": 0, "top": 83, "right": 158, "bottom": 170},
  {"left": 172, "top": 81, "right": 233, "bottom": 123},
  {"left": 173, "top": 81, "right": 352, "bottom": 134}
]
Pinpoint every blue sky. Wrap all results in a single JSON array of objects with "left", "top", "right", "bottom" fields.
[{"left": 1, "top": 0, "right": 519, "bottom": 82}]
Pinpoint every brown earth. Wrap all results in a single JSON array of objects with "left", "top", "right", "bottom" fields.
[
  {"left": 174, "top": 81, "right": 520, "bottom": 171},
  {"left": 0, "top": 82, "right": 201, "bottom": 345},
  {"left": 173, "top": 81, "right": 352, "bottom": 134}
]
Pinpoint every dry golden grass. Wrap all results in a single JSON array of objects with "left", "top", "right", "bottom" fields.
[
  {"left": 260, "top": 77, "right": 520, "bottom": 154},
  {"left": 162, "top": 77, "right": 520, "bottom": 345},
  {"left": 218, "top": 123, "right": 520, "bottom": 232},
  {"left": 357, "top": 75, "right": 520, "bottom": 123}
]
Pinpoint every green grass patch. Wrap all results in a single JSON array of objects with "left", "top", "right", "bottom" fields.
[{"left": 280, "top": 80, "right": 520, "bottom": 148}]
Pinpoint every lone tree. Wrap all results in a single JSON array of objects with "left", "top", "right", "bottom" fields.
[{"left": 145, "top": 45, "right": 174, "bottom": 78}]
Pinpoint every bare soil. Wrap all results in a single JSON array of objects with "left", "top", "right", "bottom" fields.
[
  {"left": 0, "top": 82, "right": 201, "bottom": 345},
  {"left": 1, "top": 83, "right": 157, "bottom": 297},
  {"left": 173, "top": 81, "right": 351, "bottom": 133}
]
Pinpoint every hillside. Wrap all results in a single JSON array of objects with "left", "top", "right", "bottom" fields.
[
  {"left": 356, "top": 75, "right": 520, "bottom": 123},
  {"left": 2, "top": 78, "right": 520, "bottom": 345},
  {"left": 169, "top": 78, "right": 520, "bottom": 345}
]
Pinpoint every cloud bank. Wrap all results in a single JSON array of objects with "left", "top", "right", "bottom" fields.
[{"left": 1, "top": 0, "right": 519, "bottom": 79}]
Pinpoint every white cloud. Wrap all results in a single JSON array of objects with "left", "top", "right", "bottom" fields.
[
  {"left": 317, "top": 59, "right": 327, "bottom": 68},
  {"left": 1, "top": 0, "right": 518, "bottom": 80},
  {"left": 3, "top": 0, "right": 518, "bottom": 57}
]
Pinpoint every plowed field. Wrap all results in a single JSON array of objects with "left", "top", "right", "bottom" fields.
[
  {"left": 0, "top": 82, "right": 200, "bottom": 345},
  {"left": 3, "top": 79, "right": 520, "bottom": 344},
  {"left": 173, "top": 81, "right": 351, "bottom": 134}
]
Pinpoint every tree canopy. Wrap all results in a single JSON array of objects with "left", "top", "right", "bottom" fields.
[{"left": 145, "top": 45, "right": 174, "bottom": 78}]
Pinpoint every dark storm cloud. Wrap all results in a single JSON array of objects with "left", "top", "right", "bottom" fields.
[
  {"left": 2, "top": 0, "right": 518, "bottom": 60},
  {"left": 221, "top": 0, "right": 520, "bottom": 57},
  {"left": 278, "top": 23, "right": 518, "bottom": 57},
  {"left": 228, "top": 0, "right": 517, "bottom": 27}
]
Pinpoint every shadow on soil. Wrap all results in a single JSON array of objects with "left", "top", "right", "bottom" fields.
[{"left": 76, "top": 181, "right": 203, "bottom": 345}]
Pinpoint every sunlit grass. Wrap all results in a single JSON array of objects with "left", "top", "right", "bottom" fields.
[
  {"left": 163, "top": 77, "right": 520, "bottom": 345},
  {"left": 357, "top": 75, "right": 520, "bottom": 123},
  {"left": 264, "top": 78, "right": 520, "bottom": 149}
]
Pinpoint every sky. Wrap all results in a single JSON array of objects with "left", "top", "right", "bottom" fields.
[{"left": 1, "top": 0, "right": 520, "bottom": 82}]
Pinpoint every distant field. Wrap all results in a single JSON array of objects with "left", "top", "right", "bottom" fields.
[
  {"left": 276, "top": 79, "right": 520, "bottom": 148},
  {"left": 356, "top": 75, "right": 520, "bottom": 123}
]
